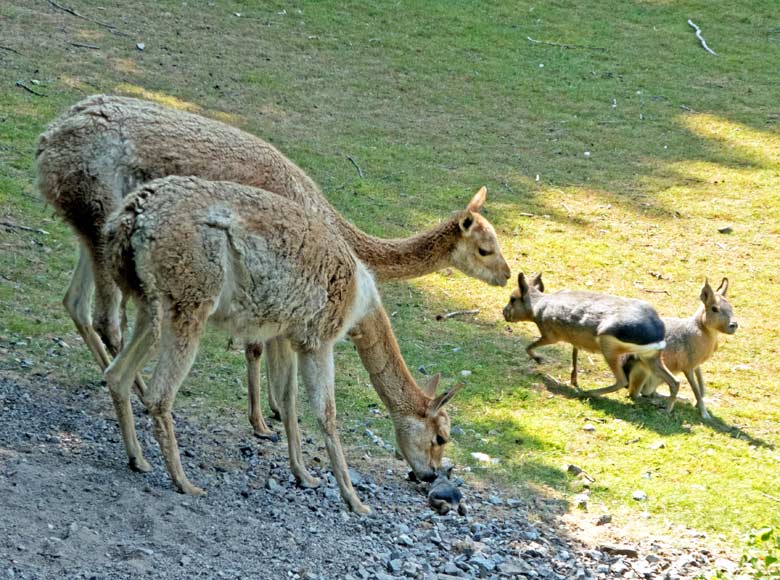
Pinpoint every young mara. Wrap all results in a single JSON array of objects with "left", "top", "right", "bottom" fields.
[
  {"left": 37, "top": 95, "right": 509, "bottom": 439},
  {"left": 624, "top": 278, "right": 738, "bottom": 419},
  {"left": 103, "top": 176, "right": 462, "bottom": 514}
]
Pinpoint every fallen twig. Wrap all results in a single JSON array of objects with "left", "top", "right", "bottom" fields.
[
  {"left": 687, "top": 19, "right": 718, "bottom": 56},
  {"left": 527, "top": 36, "right": 606, "bottom": 52},
  {"left": 638, "top": 287, "right": 671, "bottom": 296},
  {"left": 346, "top": 156, "right": 364, "bottom": 178},
  {"left": 435, "top": 309, "right": 480, "bottom": 321},
  {"left": 0, "top": 221, "right": 50, "bottom": 235},
  {"left": 69, "top": 42, "right": 100, "bottom": 50},
  {"left": 47, "top": 0, "right": 131, "bottom": 37},
  {"left": 15, "top": 81, "right": 46, "bottom": 97},
  {"left": 761, "top": 492, "right": 780, "bottom": 504},
  {"left": 0, "top": 46, "right": 23, "bottom": 56}
]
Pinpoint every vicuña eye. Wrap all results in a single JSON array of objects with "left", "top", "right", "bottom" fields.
[
  {"left": 478, "top": 248, "right": 493, "bottom": 257},
  {"left": 435, "top": 434, "right": 447, "bottom": 446}
]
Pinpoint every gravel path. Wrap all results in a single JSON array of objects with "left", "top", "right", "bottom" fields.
[{"left": 0, "top": 376, "right": 716, "bottom": 579}]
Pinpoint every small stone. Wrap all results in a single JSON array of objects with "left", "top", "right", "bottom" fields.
[
  {"left": 506, "top": 498, "right": 521, "bottom": 508},
  {"left": 649, "top": 440, "right": 666, "bottom": 450},
  {"left": 600, "top": 544, "right": 639, "bottom": 558},
  {"left": 583, "top": 423, "right": 596, "bottom": 432},
  {"left": 718, "top": 226, "right": 733, "bottom": 234},
  {"left": 584, "top": 151, "right": 592, "bottom": 157},
  {"left": 397, "top": 534, "right": 413, "bottom": 547},
  {"left": 136, "top": 42, "right": 145, "bottom": 51},
  {"left": 443, "top": 562, "right": 460, "bottom": 575},
  {"left": 451, "top": 426, "right": 465, "bottom": 437},
  {"left": 632, "top": 490, "right": 648, "bottom": 501},
  {"left": 179, "top": 555, "right": 191, "bottom": 566},
  {"left": 488, "top": 495, "right": 502, "bottom": 506},
  {"left": 470, "top": 452, "right": 492, "bottom": 463},
  {"left": 595, "top": 514, "right": 612, "bottom": 526},
  {"left": 265, "top": 478, "right": 282, "bottom": 493},
  {"left": 348, "top": 468, "right": 364, "bottom": 487},
  {"left": 387, "top": 559, "right": 403, "bottom": 573},
  {"left": 715, "top": 558, "right": 738, "bottom": 573},
  {"left": 340, "top": 511, "right": 350, "bottom": 523},
  {"left": 573, "top": 493, "right": 589, "bottom": 510},
  {"left": 470, "top": 555, "right": 497, "bottom": 574},
  {"left": 460, "top": 370, "right": 472, "bottom": 377},
  {"left": 611, "top": 560, "right": 630, "bottom": 574}
]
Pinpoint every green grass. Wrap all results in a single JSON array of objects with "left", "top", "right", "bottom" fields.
[{"left": 2, "top": 0, "right": 779, "bottom": 553}]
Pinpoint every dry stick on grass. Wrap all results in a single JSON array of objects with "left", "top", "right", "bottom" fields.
[
  {"left": 687, "top": 20, "right": 718, "bottom": 56},
  {"left": 435, "top": 309, "right": 480, "bottom": 321},
  {"left": 47, "top": 0, "right": 131, "bottom": 37},
  {"left": 527, "top": 36, "right": 606, "bottom": 52},
  {"left": 638, "top": 287, "right": 671, "bottom": 296},
  {"left": 761, "top": 492, "right": 780, "bottom": 504},
  {"left": 69, "top": 42, "right": 100, "bottom": 50},
  {"left": 346, "top": 156, "right": 364, "bottom": 178},
  {"left": 0, "top": 46, "right": 23, "bottom": 56},
  {"left": 0, "top": 221, "right": 50, "bottom": 235},
  {"left": 15, "top": 81, "right": 46, "bottom": 97}
]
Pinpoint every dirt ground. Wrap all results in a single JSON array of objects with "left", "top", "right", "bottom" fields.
[{"left": 0, "top": 374, "right": 724, "bottom": 580}]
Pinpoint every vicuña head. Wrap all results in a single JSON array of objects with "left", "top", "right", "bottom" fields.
[{"left": 450, "top": 187, "right": 511, "bottom": 287}]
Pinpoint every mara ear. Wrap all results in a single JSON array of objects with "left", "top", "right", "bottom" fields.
[
  {"left": 428, "top": 383, "right": 465, "bottom": 416},
  {"left": 466, "top": 186, "right": 487, "bottom": 213},
  {"left": 531, "top": 272, "right": 544, "bottom": 292},
  {"left": 700, "top": 278, "right": 716, "bottom": 306},
  {"left": 458, "top": 212, "right": 475, "bottom": 234},
  {"left": 517, "top": 272, "right": 529, "bottom": 296},
  {"left": 424, "top": 373, "right": 441, "bottom": 398},
  {"left": 716, "top": 277, "right": 729, "bottom": 297}
]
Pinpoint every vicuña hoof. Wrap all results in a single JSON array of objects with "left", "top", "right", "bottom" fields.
[
  {"left": 129, "top": 456, "right": 153, "bottom": 473},
  {"left": 253, "top": 429, "right": 280, "bottom": 443},
  {"left": 297, "top": 474, "right": 321, "bottom": 489},
  {"left": 176, "top": 481, "right": 206, "bottom": 496},
  {"left": 350, "top": 502, "right": 371, "bottom": 516}
]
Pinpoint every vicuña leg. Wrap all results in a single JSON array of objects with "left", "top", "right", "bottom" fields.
[
  {"left": 104, "top": 303, "right": 158, "bottom": 473},
  {"left": 299, "top": 346, "right": 369, "bottom": 515},
  {"left": 264, "top": 337, "right": 284, "bottom": 420},
  {"left": 271, "top": 338, "right": 320, "bottom": 488},
  {"left": 144, "top": 305, "right": 208, "bottom": 496},
  {"left": 245, "top": 343, "right": 276, "bottom": 439}
]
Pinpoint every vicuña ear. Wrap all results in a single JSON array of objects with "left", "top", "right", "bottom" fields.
[
  {"left": 428, "top": 383, "right": 464, "bottom": 416},
  {"left": 700, "top": 278, "right": 716, "bottom": 306},
  {"left": 531, "top": 272, "right": 544, "bottom": 292},
  {"left": 517, "top": 272, "right": 529, "bottom": 297},
  {"left": 716, "top": 277, "right": 729, "bottom": 297},
  {"left": 424, "top": 373, "right": 441, "bottom": 398},
  {"left": 467, "top": 186, "right": 487, "bottom": 213}
]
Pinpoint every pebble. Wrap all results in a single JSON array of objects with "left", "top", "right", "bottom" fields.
[{"left": 632, "top": 490, "right": 648, "bottom": 501}]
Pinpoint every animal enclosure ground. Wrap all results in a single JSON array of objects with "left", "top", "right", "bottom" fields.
[{"left": 1, "top": 0, "right": 779, "bottom": 567}]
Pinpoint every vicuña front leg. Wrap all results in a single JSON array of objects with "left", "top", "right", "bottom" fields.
[
  {"left": 272, "top": 338, "right": 320, "bottom": 489},
  {"left": 300, "top": 347, "right": 370, "bottom": 515},
  {"left": 104, "top": 303, "right": 157, "bottom": 473},
  {"left": 244, "top": 343, "right": 276, "bottom": 439},
  {"left": 145, "top": 308, "right": 208, "bottom": 496}
]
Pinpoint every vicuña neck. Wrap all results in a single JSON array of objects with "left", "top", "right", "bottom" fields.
[
  {"left": 331, "top": 212, "right": 460, "bottom": 282},
  {"left": 350, "top": 306, "right": 428, "bottom": 417}
]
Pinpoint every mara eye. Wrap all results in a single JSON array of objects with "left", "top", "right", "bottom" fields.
[
  {"left": 478, "top": 248, "right": 493, "bottom": 257},
  {"left": 510, "top": 296, "right": 517, "bottom": 303},
  {"left": 435, "top": 434, "right": 447, "bottom": 446},
  {"left": 711, "top": 306, "right": 720, "bottom": 313}
]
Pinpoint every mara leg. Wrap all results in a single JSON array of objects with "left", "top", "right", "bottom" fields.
[
  {"left": 104, "top": 302, "right": 158, "bottom": 473},
  {"left": 299, "top": 346, "right": 369, "bottom": 515},
  {"left": 526, "top": 335, "right": 555, "bottom": 364},
  {"left": 64, "top": 244, "right": 112, "bottom": 370},
  {"left": 244, "top": 343, "right": 276, "bottom": 439},
  {"left": 686, "top": 368, "right": 710, "bottom": 420},
  {"left": 570, "top": 347, "right": 579, "bottom": 388},
  {"left": 626, "top": 359, "right": 651, "bottom": 400},
  {"left": 271, "top": 338, "right": 319, "bottom": 488},
  {"left": 578, "top": 338, "right": 628, "bottom": 398},
  {"left": 144, "top": 306, "right": 208, "bottom": 496},
  {"left": 644, "top": 354, "right": 680, "bottom": 413}
]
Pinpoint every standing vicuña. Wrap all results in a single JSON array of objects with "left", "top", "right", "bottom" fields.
[
  {"left": 502, "top": 272, "right": 679, "bottom": 399},
  {"left": 104, "top": 176, "right": 462, "bottom": 514},
  {"left": 624, "top": 278, "right": 737, "bottom": 419},
  {"left": 37, "top": 94, "right": 509, "bottom": 441}
]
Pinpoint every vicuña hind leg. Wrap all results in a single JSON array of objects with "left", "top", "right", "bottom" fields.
[
  {"left": 144, "top": 305, "right": 209, "bottom": 496},
  {"left": 104, "top": 302, "right": 158, "bottom": 473},
  {"left": 271, "top": 338, "right": 320, "bottom": 488},
  {"left": 264, "top": 337, "right": 284, "bottom": 420},
  {"left": 245, "top": 343, "right": 276, "bottom": 439},
  {"left": 299, "top": 346, "right": 369, "bottom": 515}
]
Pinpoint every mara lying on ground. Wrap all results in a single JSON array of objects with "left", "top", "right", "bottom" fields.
[
  {"left": 37, "top": 94, "right": 510, "bottom": 445},
  {"left": 104, "top": 176, "right": 463, "bottom": 514}
]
